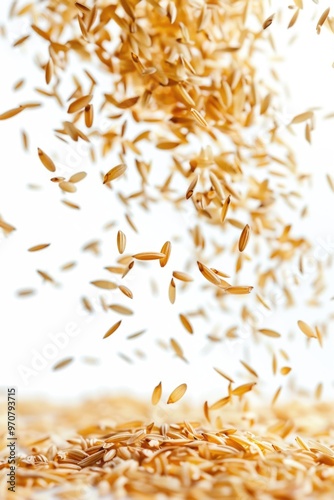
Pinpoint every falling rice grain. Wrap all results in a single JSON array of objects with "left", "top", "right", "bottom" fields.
[
  {"left": 28, "top": 243, "right": 50, "bottom": 252},
  {"left": 67, "top": 94, "right": 93, "bottom": 113},
  {"left": 133, "top": 252, "right": 165, "bottom": 261},
  {"left": 84, "top": 104, "right": 94, "bottom": 128},
  {"left": 103, "top": 320, "right": 122, "bottom": 339},
  {"left": 59, "top": 181, "right": 77, "bottom": 193},
  {"left": 232, "top": 382, "right": 256, "bottom": 396},
  {"left": 316, "top": 7, "right": 330, "bottom": 34},
  {"left": 159, "top": 241, "right": 171, "bottom": 267},
  {"left": 108, "top": 304, "right": 133, "bottom": 315},
  {"left": 119, "top": 285, "right": 133, "bottom": 299},
  {"left": 53, "top": 357, "right": 73, "bottom": 371},
  {"left": 238, "top": 224, "right": 250, "bottom": 252},
  {"left": 288, "top": 8, "right": 299, "bottom": 29},
  {"left": 37, "top": 148, "right": 56, "bottom": 172},
  {"left": 0, "top": 106, "right": 23, "bottom": 120},
  {"left": 297, "top": 320, "right": 316, "bottom": 338},
  {"left": 213, "top": 367, "right": 234, "bottom": 383},
  {"left": 221, "top": 195, "right": 231, "bottom": 223},
  {"left": 151, "top": 382, "right": 162, "bottom": 405},
  {"left": 167, "top": 383, "right": 187, "bottom": 404},
  {"left": 172, "top": 271, "right": 193, "bottom": 282},
  {"left": 258, "top": 329, "right": 281, "bottom": 338},
  {"left": 186, "top": 175, "right": 199, "bottom": 200},
  {"left": 117, "top": 230, "right": 126, "bottom": 254},
  {"left": 262, "top": 13, "right": 275, "bottom": 30},
  {"left": 90, "top": 280, "right": 118, "bottom": 290},
  {"left": 169, "top": 278, "right": 176, "bottom": 304},
  {"left": 226, "top": 286, "right": 253, "bottom": 295},
  {"left": 103, "top": 164, "right": 127, "bottom": 184},
  {"left": 68, "top": 171, "right": 87, "bottom": 183},
  {"left": 179, "top": 314, "right": 193, "bottom": 334}
]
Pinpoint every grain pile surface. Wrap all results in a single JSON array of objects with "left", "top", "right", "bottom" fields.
[{"left": 1, "top": 397, "right": 334, "bottom": 499}]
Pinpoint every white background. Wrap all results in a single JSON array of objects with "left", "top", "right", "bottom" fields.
[{"left": 0, "top": 0, "right": 333, "bottom": 405}]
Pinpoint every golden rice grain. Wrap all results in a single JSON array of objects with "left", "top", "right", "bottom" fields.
[
  {"left": 16, "top": 288, "right": 36, "bottom": 297},
  {"left": 262, "top": 13, "right": 275, "bottom": 30},
  {"left": 61, "top": 199, "right": 80, "bottom": 209},
  {"left": 172, "top": 271, "right": 193, "bottom": 282},
  {"left": 67, "top": 94, "right": 93, "bottom": 113},
  {"left": 53, "top": 357, "right": 73, "bottom": 371},
  {"left": 197, "top": 261, "right": 221, "bottom": 286},
  {"left": 133, "top": 252, "right": 165, "bottom": 260},
  {"left": 213, "top": 367, "right": 235, "bottom": 384},
  {"left": 232, "top": 382, "right": 256, "bottom": 396},
  {"left": 258, "top": 329, "right": 281, "bottom": 338},
  {"left": 119, "top": 285, "right": 133, "bottom": 299},
  {"left": 90, "top": 280, "right": 118, "bottom": 290},
  {"left": 271, "top": 386, "right": 282, "bottom": 406},
  {"left": 280, "top": 366, "right": 292, "bottom": 375},
  {"left": 168, "top": 278, "right": 176, "bottom": 304},
  {"left": 59, "top": 181, "right": 77, "bottom": 193},
  {"left": 210, "top": 396, "right": 231, "bottom": 410},
  {"left": 220, "top": 195, "right": 231, "bottom": 224},
  {"left": 84, "top": 104, "right": 94, "bottom": 128},
  {"left": 159, "top": 241, "right": 171, "bottom": 267},
  {"left": 45, "top": 58, "right": 53, "bottom": 84},
  {"left": 117, "top": 230, "right": 126, "bottom": 254},
  {"left": 122, "top": 260, "right": 134, "bottom": 278},
  {"left": 316, "top": 7, "right": 330, "bottom": 34},
  {"left": 297, "top": 320, "right": 316, "bottom": 338},
  {"left": 240, "top": 360, "right": 258, "bottom": 378},
  {"left": 291, "top": 111, "right": 313, "bottom": 124},
  {"left": 151, "top": 382, "right": 162, "bottom": 405},
  {"left": 238, "top": 224, "right": 250, "bottom": 252},
  {"left": 21, "top": 130, "right": 29, "bottom": 150},
  {"left": 288, "top": 8, "right": 299, "bottom": 29},
  {"left": 186, "top": 175, "right": 199, "bottom": 200},
  {"left": 167, "top": 383, "right": 187, "bottom": 404},
  {"left": 82, "top": 297, "right": 93, "bottom": 313},
  {"left": 28, "top": 243, "right": 50, "bottom": 252},
  {"left": 179, "top": 314, "right": 193, "bottom": 334},
  {"left": 60, "top": 261, "right": 76, "bottom": 271},
  {"left": 13, "top": 34, "right": 30, "bottom": 47},
  {"left": 37, "top": 148, "right": 56, "bottom": 172},
  {"left": 103, "top": 320, "right": 122, "bottom": 339},
  {"left": 127, "top": 329, "right": 146, "bottom": 340},
  {"left": 225, "top": 286, "right": 253, "bottom": 295},
  {"left": 36, "top": 270, "right": 55, "bottom": 283},
  {"left": 0, "top": 106, "right": 23, "bottom": 120},
  {"left": 108, "top": 304, "right": 133, "bottom": 315},
  {"left": 68, "top": 171, "right": 87, "bottom": 183},
  {"left": 103, "top": 164, "right": 127, "bottom": 184},
  {"left": 0, "top": 219, "right": 16, "bottom": 233}
]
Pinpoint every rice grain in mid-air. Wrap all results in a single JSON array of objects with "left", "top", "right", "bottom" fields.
[
  {"left": 53, "top": 357, "right": 73, "bottom": 371},
  {"left": 117, "top": 230, "right": 126, "bottom": 254},
  {"left": 167, "top": 383, "right": 187, "bottom": 404},
  {"left": 103, "top": 320, "right": 122, "bottom": 339},
  {"left": 37, "top": 148, "right": 56, "bottom": 172},
  {"left": 28, "top": 243, "right": 50, "bottom": 252},
  {"left": 133, "top": 252, "right": 165, "bottom": 261},
  {"left": 151, "top": 382, "right": 162, "bottom": 405},
  {"left": 238, "top": 224, "right": 250, "bottom": 252},
  {"left": 159, "top": 241, "right": 171, "bottom": 267}
]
